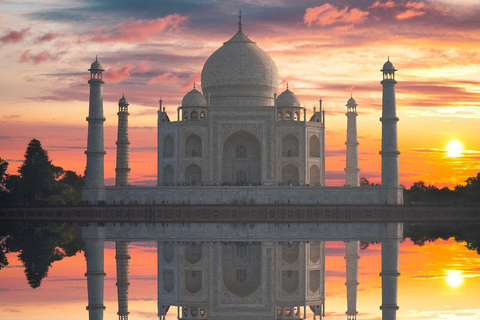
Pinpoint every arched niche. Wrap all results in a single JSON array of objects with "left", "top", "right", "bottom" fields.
[
  {"left": 309, "top": 135, "right": 320, "bottom": 158},
  {"left": 282, "top": 270, "right": 299, "bottom": 294},
  {"left": 222, "top": 130, "right": 261, "bottom": 184},
  {"left": 185, "top": 164, "right": 202, "bottom": 185},
  {"left": 185, "top": 134, "right": 202, "bottom": 157},
  {"left": 190, "top": 110, "right": 198, "bottom": 120},
  {"left": 310, "top": 164, "right": 320, "bottom": 186},
  {"left": 309, "top": 270, "right": 320, "bottom": 293},
  {"left": 185, "top": 243, "right": 202, "bottom": 265},
  {"left": 309, "top": 242, "right": 321, "bottom": 263},
  {"left": 163, "top": 270, "right": 174, "bottom": 293},
  {"left": 282, "top": 134, "right": 299, "bottom": 157},
  {"left": 185, "top": 270, "right": 202, "bottom": 294},
  {"left": 282, "top": 164, "right": 299, "bottom": 185},
  {"left": 222, "top": 243, "right": 261, "bottom": 298},
  {"left": 162, "top": 243, "right": 174, "bottom": 263},
  {"left": 163, "top": 165, "right": 174, "bottom": 185},
  {"left": 163, "top": 135, "right": 174, "bottom": 158},
  {"left": 285, "top": 111, "right": 292, "bottom": 120},
  {"left": 282, "top": 243, "right": 299, "bottom": 264}
]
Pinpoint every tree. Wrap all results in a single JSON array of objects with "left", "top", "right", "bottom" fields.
[
  {"left": 0, "top": 157, "right": 8, "bottom": 186},
  {"left": 360, "top": 177, "right": 370, "bottom": 186},
  {"left": 18, "top": 139, "right": 58, "bottom": 202}
]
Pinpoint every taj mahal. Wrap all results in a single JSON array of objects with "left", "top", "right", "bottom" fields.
[{"left": 82, "top": 14, "right": 402, "bottom": 205}]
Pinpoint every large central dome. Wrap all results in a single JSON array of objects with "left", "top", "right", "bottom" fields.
[{"left": 201, "top": 24, "right": 279, "bottom": 107}]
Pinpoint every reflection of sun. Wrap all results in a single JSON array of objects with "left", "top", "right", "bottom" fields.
[
  {"left": 446, "top": 270, "right": 463, "bottom": 287},
  {"left": 446, "top": 140, "right": 463, "bottom": 157}
]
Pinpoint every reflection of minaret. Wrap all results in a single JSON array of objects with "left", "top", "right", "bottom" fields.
[
  {"left": 345, "top": 241, "right": 360, "bottom": 320},
  {"left": 380, "top": 57, "right": 400, "bottom": 187},
  {"left": 85, "top": 238, "right": 106, "bottom": 320},
  {"left": 380, "top": 224, "right": 401, "bottom": 320},
  {"left": 345, "top": 96, "right": 360, "bottom": 186},
  {"left": 83, "top": 57, "right": 106, "bottom": 202},
  {"left": 115, "top": 95, "right": 130, "bottom": 186},
  {"left": 116, "top": 241, "right": 130, "bottom": 320}
]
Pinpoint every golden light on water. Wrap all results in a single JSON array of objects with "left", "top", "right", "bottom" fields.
[
  {"left": 446, "top": 270, "right": 463, "bottom": 287},
  {"left": 446, "top": 140, "right": 463, "bottom": 157}
]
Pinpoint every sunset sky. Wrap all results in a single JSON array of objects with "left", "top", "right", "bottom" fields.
[{"left": 1, "top": 0, "right": 480, "bottom": 188}]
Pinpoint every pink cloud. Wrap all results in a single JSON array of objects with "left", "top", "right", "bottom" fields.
[
  {"left": 90, "top": 14, "right": 189, "bottom": 43},
  {"left": 405, "top": 1, "right": 427, "bottom": 10},
  {"left": 179, "top": 72, "right": 201, "bottom": 90},
  {"left": 396, "top": 9, "right": 426, "bottom": 20},
  {"left": 148, "top": 72, "right": 179, "bottom": 85},
  {"left": 104, "top": 63, "right": 132, "bottom": 82},
  {"left": 304, "top": 4, "right": 369, "bottom": 27},
  {"left": 37, "top": 32, "right": 57, "bottom": 42},
  {"left": 369, "top": 1, "right": 395, "bottom": 9},
  {"left": 131, "top": 60, "right": 151, "bottom": 74},
  {"left": 0, "top": 27, "right": 30, "bottom": 43},
  {"left": 20, "top": 50, "right": 54, "bottom": 64}
]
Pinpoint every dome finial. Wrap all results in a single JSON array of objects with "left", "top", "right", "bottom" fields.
[
  {"left": 238, "top": 9, "right": 242, "bottom": 32},
  {"left": 287, "top": 82, "right": 289, "bottom": 90},
  {"left": 351, "top": 93, "right": 353, "bottom": 98},
  {"left": 193, "top": 83, "right": 196, "bottom": 90},
  {"left": 96, "top": 55, "right": 98, "bottom": 61},
  {"left": 388, "top": 55, "right": 390, "bottom": 61},
  {"left": 122, "top": 92, "right": 125, "bottom": 98}
]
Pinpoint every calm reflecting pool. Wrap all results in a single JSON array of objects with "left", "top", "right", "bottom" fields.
[{"left": 0, "top": 222, "right": 479, "bottom": 320}]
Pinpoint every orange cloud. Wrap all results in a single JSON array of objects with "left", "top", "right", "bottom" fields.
[
  {"left": 0, "top": 27, "right": 30, "bottom": 43},
  {"left": 396, "top": 9, "right": 426, "bottom": 20},
  {"left": 304, "top": 4, "right": 369, "bottom": 27},
  {"left": 369, "top": 1, "right": 395, "bottom": 9},
  {"left": 90, "top": 14, "right": 189, "bottom": 43},
  {"left": 104, "top": 63, "right": 132, "bottom": 82},
  {"left": 148, "top": 72, "right": 179, "bottom": 85}
]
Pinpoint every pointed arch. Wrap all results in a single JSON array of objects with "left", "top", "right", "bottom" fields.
[
  {"left": 222, "top": 130, "right": 261, "bottom": 184},
  {"left": 185, "top": 134, "right": 202, "bottom": 157},
  {"left": 309, "top": 135, "right": 320, "bottom": 158},
  {"left": 185, "top": 164, "right": 202, "bottom": 185},
  {"left": 310, "top": 164, "right": 320, "bottom": 186},
  {"left": 282, "top": 134, "right": 299, "bottom": 157},
  {"left": 162, "top": 135, "right": 174, "bottom": 158},
  {"left": 282, "top": 164, "right": 299, "bottom": 185},
  {"left": 163, "top": 165, "right": 174, "bottom": 185},
  {"left": 190, "top": 110, "right": 198, "bottom": 120}
]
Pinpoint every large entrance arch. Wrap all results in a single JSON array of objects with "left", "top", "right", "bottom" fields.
[{"left": 222, "top": 130, "right": 261, "bottom": 184}]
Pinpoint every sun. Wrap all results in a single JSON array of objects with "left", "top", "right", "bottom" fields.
[
  {"left": 446, "top": 140, "right": 463, "bottom": 157},
  {"left": 446, "top": 270, "right": 463, "bottom": 287}
]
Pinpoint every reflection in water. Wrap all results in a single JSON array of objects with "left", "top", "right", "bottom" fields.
[
  {"left": 82, "top": 222, "right": 402, "bottom": 320},
  {"left": 2, "top": 222, "right": 480, "bottom": 319}
]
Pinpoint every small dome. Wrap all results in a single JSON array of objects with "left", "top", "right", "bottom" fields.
[
  {"left": 381, "top": 59, "right": 396, "bottom": 71},
  {"left": 346, "top": 96, "right": 357, "bottom": 107},
  {"left": 277, "top": 88, "right": 300, "bottom": 107},
  {"left": 89, "top": 57, "right": 104, "bottom": 71},
  {"left": 182, "top": 88, "right": 207, "bottom": 107},
  {"left": 119, "top": 95, "right": 128, "bottom": 106}
]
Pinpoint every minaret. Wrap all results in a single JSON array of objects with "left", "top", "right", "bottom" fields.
[
  {"left": 83, "top": 57, "right": 106, "bottom": 203},
  {"left": 380, "top": 58, "right": 400, "bottom": 187},
  {"left": 345, "top": 241, "right": 360, "bottom": 320},
  {"left": 115, "top": 241, "right": 130, "bottom": 320},
  {"left": 115, "top": 95, "right": 130, "bottom": 187},
  {"left": 345, "top": 96, "right": 360, "bottom": 186}
]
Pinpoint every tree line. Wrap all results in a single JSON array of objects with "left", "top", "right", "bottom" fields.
[
  {"left": 360, "top": 175, "right": 480, "bottom": 205},
  {"left": 0, "top": 139, "right": 84, "bottom": 204}
]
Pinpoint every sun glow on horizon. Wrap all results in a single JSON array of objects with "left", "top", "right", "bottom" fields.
[
  {"left": 446, "top": 140, "right": 463, "bottom": 158},
  {"left": 446, "top": 270, "right": 464, "bottom": 287}
]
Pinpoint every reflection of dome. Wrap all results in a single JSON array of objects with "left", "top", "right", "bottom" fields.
[
  {"left": 182, "top": 88, "right": 207, "bottom": 107},
  {"left": 201, "top": 27, "right": 279, "bottom": 105},
  {"left": 277, "top": 88, "right": 300, "bottom": 107},
  {"left": 89, "top": 57, "right": 104, "bottom": 71}
]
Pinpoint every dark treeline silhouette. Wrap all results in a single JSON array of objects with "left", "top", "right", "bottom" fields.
[
  {"left": 0, "top": 223, "right": 84, "bottom": 288},
  {"left": 360, "top": 175, "right": 480, "bottom": 205},
  {"left": 404, "top": 223, "right": 480, "bottom": 255},
  {"left": 0, "top": 139, "right": 84, "bottom": 204}
]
